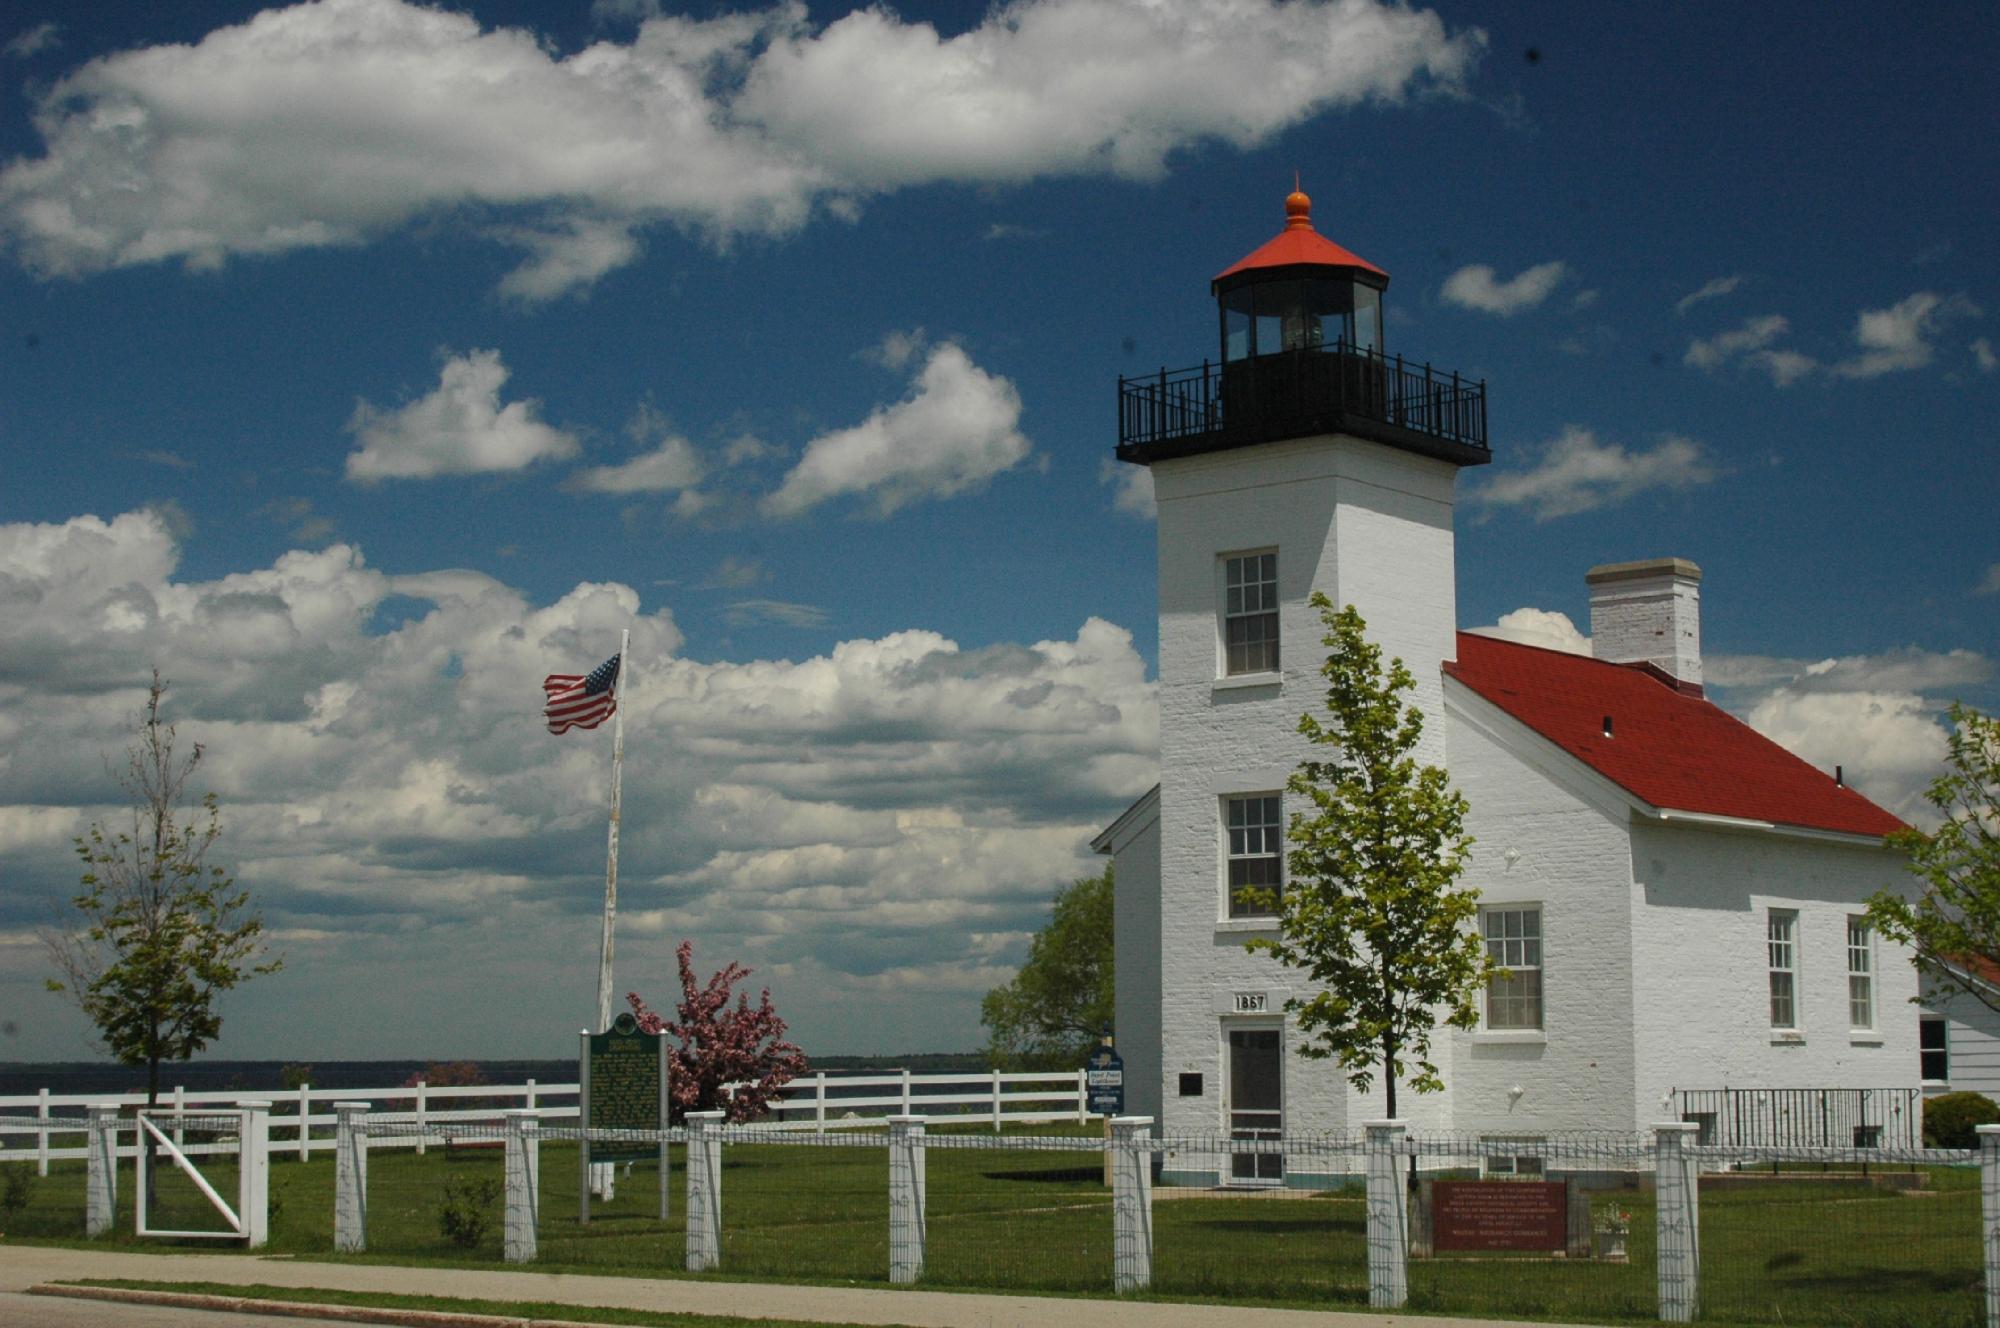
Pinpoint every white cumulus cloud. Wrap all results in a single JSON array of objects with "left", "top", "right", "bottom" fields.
[
  {"left": 1439, "top": 260, "right": 1566, "bottom": 316},
  {"left": 1473, "top": 426, "right": 1719, "bottom": 521},
  {"left": 563, "top": 436, "right": 705, "bottom": 495},
  {"left": 0, "top": 506, "right": 1158, "bottom": 1060},
  {"left": 1100, "top": 457, "right": 1156, "bottom": 518},
  {"left": 1468, "top": 607, "right": 1590, "bottom": 656},
  {"left": 763, "top": 343, "right": 1031, "bottom": 518},
  {"left": 1832, "top": 291, "right": 1982, "bottom": 379},
  {"left": 0, "top": 0, "right": 1482, "bottom": 298},
  {"left": 345, "top": 349, "right": 581, "bottom": 481},
  {"left": 1683, "top": 314, "right": 1816, "bottom": 385}
]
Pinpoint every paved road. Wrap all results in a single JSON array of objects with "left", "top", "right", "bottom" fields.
[{"left": 0, "top": 1246, "right": 1612, "bottom": 1328}]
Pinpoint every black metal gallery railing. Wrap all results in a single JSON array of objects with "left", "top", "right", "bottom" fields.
[
  {"left": 1671, "top": 1087, "right": 1924, "bottom": 1150},
  {"left": 1117, "top": 342, "right": 1488, "bottom": 459}
]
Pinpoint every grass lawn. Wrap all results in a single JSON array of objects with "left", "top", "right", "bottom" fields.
[{"left": 0, "top": 1131, "right": 1982, "bottom": 1327}]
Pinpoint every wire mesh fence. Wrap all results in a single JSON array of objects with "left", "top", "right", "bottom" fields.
[
  {"left": 9, "top": 1107, "right": 1998, "bottom": 1328},
  {"left": 1691, "top": 1143, "right": 1981, "bottom": 1328},
  {"left": 1148, "top": 1134, "right": 1369, "bottom": 1303},
  {"left": 923, "top": 1127, "right": 1111, "bottom": 1291}
]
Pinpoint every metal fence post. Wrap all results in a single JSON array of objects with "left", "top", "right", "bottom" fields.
[
  {"left": 888, "top": 1115, "right": 927, "bottom": 1284},
  {"left": 503, "top": 1111, "right": 540, "bottom": 1263},
  {"left": 685, "top": 1110, "right": 723, "bottom": 1271},
  {"left": 334, "top": 1102, "right": 369, "bottom": 1253},
  {"left": 239, "top": 1101, "right": 270, "bottom": 1249},
  {"left": 1365, "top": 1119, "right": 1409, "bottom": 1308},
  {"left": 85, "top": 1104, "right": 118, "bottom": 1237},
  {"left": 1654, "top": 1122, "right": 1701, "bottom": 1323},
  {"left": 1111, "top": 1116, "right": 1153, "bottom": 1292},
  {"left": 1979, "top": 1125, "right": 2000, "bottom": 1328}
]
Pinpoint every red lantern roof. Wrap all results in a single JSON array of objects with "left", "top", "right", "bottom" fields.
[{"left": 1212, "top": 185, "right": 1388, "bottom": 290}]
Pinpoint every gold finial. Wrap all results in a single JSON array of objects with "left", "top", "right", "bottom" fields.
[{"left": 1284, "top": 176, "right": 1312, "bottom": 230}]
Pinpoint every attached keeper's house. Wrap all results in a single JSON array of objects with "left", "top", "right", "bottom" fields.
[{"left": 1094, "top": 188, "right": 1920, "bottom": 1186}]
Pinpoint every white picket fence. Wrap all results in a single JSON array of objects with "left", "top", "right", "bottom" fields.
[{"left": 0, "top": 1068, "right": 1090, "bottom": 1173}]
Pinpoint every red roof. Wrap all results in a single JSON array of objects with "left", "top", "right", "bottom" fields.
[
  {"left": 1213, "top": 188, "right": 1388, "bottom": 288},
  {"left": 1445, "top": 632, "right": 1904, "bottom": 838}
]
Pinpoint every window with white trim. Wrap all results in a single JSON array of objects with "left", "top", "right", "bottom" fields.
[
  {"left": 1768, "top": 909, "right": 1798, "bottom": 1029},
  {"left": 1222, "top": 552, "right": 1278, "bottom": 675},
  {"left": 1846, "top": 915, "right": 1874, "bottom": 1029},
  {"left": 1920, "top": 1017, "right": 1949, "bottom": 1083},
  {"left": 1225, "top": 794, "right": 1282, "bottom": 916},
  {"left": 1482, "top": 906, "right": 1543, "bottom": 1030}
]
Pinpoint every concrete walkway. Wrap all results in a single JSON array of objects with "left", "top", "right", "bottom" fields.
[{"left": 0, "top": 1246, "right": 1615, "bottom": 1328}]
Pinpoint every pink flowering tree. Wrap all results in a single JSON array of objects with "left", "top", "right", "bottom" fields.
[{"left": 628, "top": 940, "right": 807, "bottom": 1123}]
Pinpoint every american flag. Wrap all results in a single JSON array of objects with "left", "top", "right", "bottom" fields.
[{"left": 543, "top": 653, "right": 620, "bottom": 735}]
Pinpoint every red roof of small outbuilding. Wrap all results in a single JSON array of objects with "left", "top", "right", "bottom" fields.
[
  {"left": 1212, "top": 187, "right": 1388, "bottom": 289},
  {"left": 1446, "top": 632, "right": 1904, "bottom": 839}
]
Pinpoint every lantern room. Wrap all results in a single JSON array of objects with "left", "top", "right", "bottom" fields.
[
  {"left": 1212, "top": 186, "right": 1387, "bottom": 361},
  {"left": 1115, "top": 184, "right": 1489, "bottom": 470}
]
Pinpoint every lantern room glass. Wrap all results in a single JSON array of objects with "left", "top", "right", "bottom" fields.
[{"left": 1219, "top": 275, "right": 1383, "bottom": 362}]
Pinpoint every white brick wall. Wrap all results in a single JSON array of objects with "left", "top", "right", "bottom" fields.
[{"left": 1627, "top": 819, "right": 1918, "bottom": 1121}]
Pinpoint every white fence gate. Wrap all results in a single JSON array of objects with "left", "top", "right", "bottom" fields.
[{"left": 131, "top": 1106, "right": 269, "bottom": 1247}]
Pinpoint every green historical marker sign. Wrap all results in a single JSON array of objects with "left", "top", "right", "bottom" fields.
[{"left": 582, "top": 1011, "right": 666, "bottom": 1164}]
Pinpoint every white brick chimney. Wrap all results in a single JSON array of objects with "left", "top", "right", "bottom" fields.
[{"left": 1586, "top": 557, "right": 1702, "bottom": 691}]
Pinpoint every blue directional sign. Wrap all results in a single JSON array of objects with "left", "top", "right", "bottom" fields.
[{"left": 1086, "top": 1043, "right": 1124, "bottom": 1116}]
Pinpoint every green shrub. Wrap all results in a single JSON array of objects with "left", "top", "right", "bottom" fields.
[
  {"left": 436, "top": 1173, "right": 501, "bottom": 1248},
  {"left": 1, "top": 1160, "right": 36, "bottom": 1213},
  {"left": 1923, "top": 1090, "right": 2000, "bottom": 1148}
]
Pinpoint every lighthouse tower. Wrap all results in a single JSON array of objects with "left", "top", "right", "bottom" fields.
[{"left": 1100, "top": 187, "right": 1491, "bottom": 1185}]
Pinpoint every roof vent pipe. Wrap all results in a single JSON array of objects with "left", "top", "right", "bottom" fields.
[
  {"left": 1835, "top": 765, "right": 1844, "bottom": 788},
  {"left": 1602, "top": 715, "right": 1614, "bottom": 738}
]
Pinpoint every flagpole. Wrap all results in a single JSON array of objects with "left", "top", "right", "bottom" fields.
[{"left": 596, "top": 627, "right": 630, "bottom": 1034}]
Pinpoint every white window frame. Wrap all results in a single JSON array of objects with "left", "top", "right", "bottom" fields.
[
  {"left": 1768, "top": 909, "right": 1799, "bottom": 1030},
  {"left": 1223, "top": 793, "right": 1283, "bottom": 918},
  {"left": 1220, "top": 550, "right": 1279, "bottom": 677},
  {"left": 1482, "top": 905, "right": 1543, "bottom": 1031},
  {"left": 1846, "top": 915, "right": 1874, "bottom": 1031},
  {"left": 1920, "top": 1016, "right": 1950, "bottom": 1085}
]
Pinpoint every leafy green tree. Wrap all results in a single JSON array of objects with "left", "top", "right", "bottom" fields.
[
  {"left": 1240, "top": 595, "right": 1488, "bottom": 1120},
  {"left": 980, "top": 864, "right": 1114, "bottom": 1069},
  {"left": 44, "top": 672, "right": 281, "bottom": 1105},
  {"left": 1867, "top": 703, "right": 2000, "bottom": 1012}
]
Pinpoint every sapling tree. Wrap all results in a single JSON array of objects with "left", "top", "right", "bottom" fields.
[
  {"left": 628, "top": 940, "right": 807, "bottom": 1123},
  {"left": 1239, "top": 595, "right": 1489, "bottom": 1121},
  {"left": 1867, "top": 703, "right": 2000, "bottom": 1011},
  {"left": 44, "top": 672, "right": 280, "bottom": 1105}
]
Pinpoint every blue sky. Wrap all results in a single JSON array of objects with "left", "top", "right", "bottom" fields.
[{"left": 1, "top": 0, "right": 1994, "bottom": 1065}]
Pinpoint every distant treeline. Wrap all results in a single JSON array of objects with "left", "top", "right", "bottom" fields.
[{"left": 1, "top": 1052, "right": 990, "bottom": 1098}]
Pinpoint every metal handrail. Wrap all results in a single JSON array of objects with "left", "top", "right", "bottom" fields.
[{"left": 1117, "top": 341, "right": 1488, "bottom": 455}]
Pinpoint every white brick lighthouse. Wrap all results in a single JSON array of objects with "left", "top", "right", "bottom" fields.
[{"left": 1097, "top": 189, "right": 1919, "bottom": 1186}]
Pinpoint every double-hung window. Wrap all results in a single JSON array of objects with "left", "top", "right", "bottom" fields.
[
  {"left": 1225, "top": 794, "right": 1282, "bottom": 916},
  {"left": 1483, "top": 906, "right": 1543, "bottom": 1030},
  {"left": 1223, "top": 553, "right": 1279, "bottom": 675},
  {"left": 1768, "top": 910, "right": 1799, "bottom": 1029},
  {"left": 1846, "top": 916, "right": 1874, "bottom": 1030}
]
